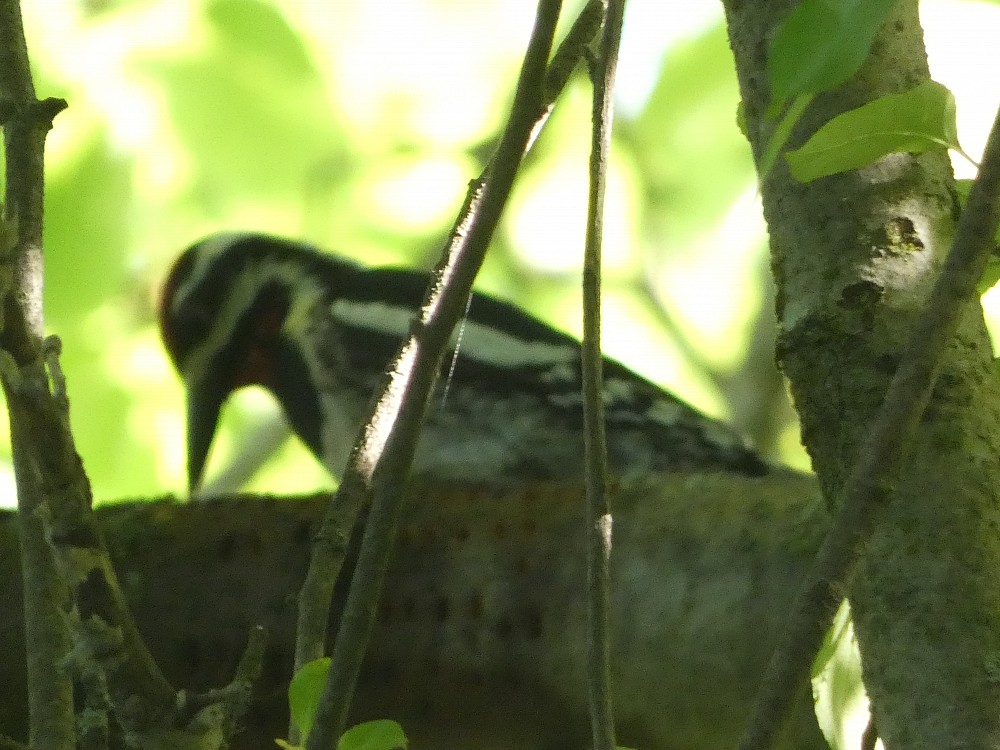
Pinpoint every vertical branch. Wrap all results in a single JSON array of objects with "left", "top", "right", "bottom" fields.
[
  {"left": 582, "top": 2, "right": 625, "bottom": 750},
  {"left": 292, "top": 4, "right": 605, "bottom": 744},
  {"left": 0, "top": 2, "right": 73, "bottom": 749},
  {"left": 1, "top": 0, "right": 45, "bottom": 343},
  {"left": 1, "top": 6, "right": 240, "bottom": 749}
]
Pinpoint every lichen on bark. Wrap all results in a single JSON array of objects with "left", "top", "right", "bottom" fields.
[{"left": 722, "top": 1, "right": 1000, "bottom": 747}]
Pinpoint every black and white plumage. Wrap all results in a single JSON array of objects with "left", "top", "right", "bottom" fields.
[{"left": 158, "top": 233, "right": 768, "bottom": 490}]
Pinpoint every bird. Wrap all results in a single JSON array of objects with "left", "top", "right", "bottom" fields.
[{"left": 158, "top": 232, "right": 768, "bottom": 491}]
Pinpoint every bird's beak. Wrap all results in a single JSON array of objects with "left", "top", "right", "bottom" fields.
[{"left": 185, "top": 369, "right": 227, "bottom": 494}]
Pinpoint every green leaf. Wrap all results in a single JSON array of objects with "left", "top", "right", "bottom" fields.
[
  {"left": 786, "top": 80, "right": 961, "bottom": 182},
  {"left": 288, "top": 657, "right": 330, "bottom": 740},
  {"left": 769, "top": 0, "right": 898, "bottom": 106},
  {"left": 811, "top": 601, "right": 871, "bottom": 750},
  {"left": 289, "top": 662, "right": 407, "bottom": 750},
  {"left": 338, "top": 720, "right": 408, "bottom": 750}
]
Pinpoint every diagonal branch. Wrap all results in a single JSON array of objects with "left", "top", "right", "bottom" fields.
[
  {"left": 292, "top": 3, "right": 606, "bottom": 744},
  {"left": 300, "top": 3, "right": 570, "bottom": 747}
]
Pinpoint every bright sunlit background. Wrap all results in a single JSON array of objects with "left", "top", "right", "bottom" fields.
[{"left": 1, "top": 0, "right": 998, "bottom": 506}]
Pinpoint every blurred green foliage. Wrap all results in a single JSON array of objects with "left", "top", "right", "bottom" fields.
[{"left": 6, "top": 0, "right": 796, "bottom": 504}]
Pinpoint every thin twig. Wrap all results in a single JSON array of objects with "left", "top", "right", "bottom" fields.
[
  {"left": 582, "top": 2, "right": 625, "bottom": 749},
  {"left": 300, "top": 4, "right": 564, "bottom": 748},
  {"left": 738, "top": 98, "right": 1000, "bottom": 750},
  {"left": 292, "top": 2, "right": 602, "bottom": 744},
  {"left": 292, "top": 3, "right": 605, "bottom": 699}
]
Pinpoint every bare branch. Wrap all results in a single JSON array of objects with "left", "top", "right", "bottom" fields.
[
  {"left": 581, "top": 1, "right": 627, "bottom": 748},
  {"left": 2, "top": 1, "right": 74, "bottom": 747},
  {"left": 301, "top": 3, "right": 567, "bottom": 747}
]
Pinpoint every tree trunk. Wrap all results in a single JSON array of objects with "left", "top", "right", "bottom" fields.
[{"left": 722, "top": 1, "right": 1000, "bottom": 747}]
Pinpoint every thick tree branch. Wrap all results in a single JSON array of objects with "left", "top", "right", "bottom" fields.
[
  {"left": 3, "top": 471, "right": 828, "bottom": 750},
  {"left": 740, "top": 97, "right": 1000, "bottom": 750}
]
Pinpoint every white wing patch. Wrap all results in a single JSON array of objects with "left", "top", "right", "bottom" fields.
[{"left": 329, "top": 299, "right": 577, "bottom": 369}]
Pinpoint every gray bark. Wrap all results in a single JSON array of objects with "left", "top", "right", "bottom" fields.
[{"left": 723, "top": 2, "right": 1000, "bottom": 747}]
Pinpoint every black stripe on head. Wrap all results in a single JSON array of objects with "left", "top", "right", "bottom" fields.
[{"left": 161, "top": 233, "right": 339, "bottom": 367}]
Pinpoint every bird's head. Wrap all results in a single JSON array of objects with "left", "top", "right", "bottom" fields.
[{"left": 158, "top": 233, "right": 321, "bottom": 492}]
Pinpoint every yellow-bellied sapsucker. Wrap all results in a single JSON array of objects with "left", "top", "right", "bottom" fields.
[{"left": 159, "top": 233, "right": 768, "bottom": 490}]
